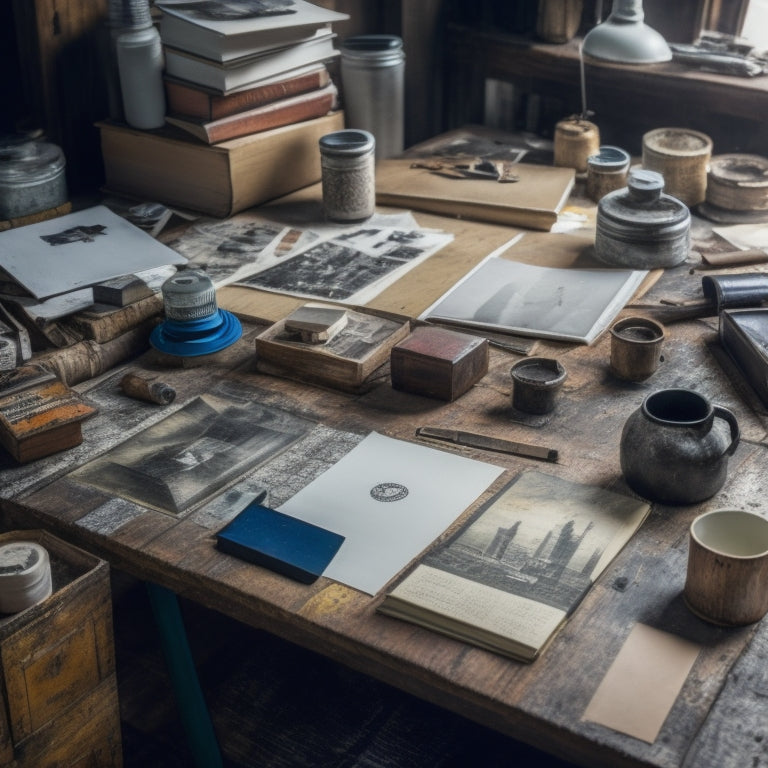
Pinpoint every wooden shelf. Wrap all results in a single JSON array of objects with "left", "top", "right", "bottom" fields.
[{"left": 443, "top": 24, "right": 768, "bottom": 155}]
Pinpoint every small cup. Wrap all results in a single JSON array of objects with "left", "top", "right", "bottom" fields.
[
  {"left": 510, "top": 357, "right": 567, "bottom": 414},
  {"left": 610, "top": 316, "right": 665, "bottom": 382},
  {"left": 684, "top": 509, "right": 768, "bottom": 626}
]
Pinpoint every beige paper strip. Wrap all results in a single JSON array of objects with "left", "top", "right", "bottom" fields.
[{"left": 582, "top": 623, "right": 701, "bottom": 743}]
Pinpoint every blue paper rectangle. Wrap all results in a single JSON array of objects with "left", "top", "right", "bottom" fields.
[{"left": 215, "top": 502, "right": 344, "bottom": 584}]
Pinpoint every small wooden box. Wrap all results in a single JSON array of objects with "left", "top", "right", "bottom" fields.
[
  {"left": 390, "top": 326, "right": 489, "bottom": 401},
  {"left": 0, "top": 529, "right": 122, "bottom": 767}
]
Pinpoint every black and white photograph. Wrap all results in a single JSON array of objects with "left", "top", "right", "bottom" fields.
[
  {"left": 70, "top": 393, "right": 314, "bottom": 516},
  {"left": 164, "top": 214, "right": 292, "bottom": 286},
  {"left": 423, "top": 255, "right": 647, "bottom": 344},
  {"left": 237, "top": 226, "right": 452, "bottom": 304},
  {"left": 160, "top": 1, "right": 298, "bottom": 21},
  {"left": 423, "top": 471, "right": 648, "bottom": 613}
]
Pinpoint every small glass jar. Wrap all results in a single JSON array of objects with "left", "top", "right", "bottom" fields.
[
  {"left": 319, "top": 130, "right": 376, "bottom": 223},
  {"left": 586, "top": 145, "right": 631, "bottom": 202},
  {"left": 0, "top": 140, "right": 67, "bottom": 220}
]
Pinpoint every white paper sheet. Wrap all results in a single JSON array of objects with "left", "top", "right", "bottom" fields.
[
  {"left": 0, "top": 205, "right": 186, "bottom": 299},
  {"left": 278, "top": 432, "right": 504, "bottom": 595}
]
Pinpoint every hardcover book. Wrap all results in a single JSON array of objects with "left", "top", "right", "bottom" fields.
[
  {"left": 163, "top": 33, "right": 338, "bottom": 93},
  {"left": 165, "top": 82, "right": 337, "bottom": 143},
  {"left": 216, "top": 501, "right": 345, "bottom": 584},
  {"left": 378, "top": 471, "right": 650, "bottom": 662},
  {"left": 164, "top": 64, "right": 330, "bottom": 120},
  {"left": 157, "top": 0, "right": 349, "bottom": 63},
  {"left": 375, "top": 157, "right": 575, "bottom": 232},
  {"left": 98, "top": 111, "right": 345, "bottom": 218}
]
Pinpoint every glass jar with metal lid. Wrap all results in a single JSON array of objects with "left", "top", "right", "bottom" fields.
[
  {"left": 595, "top": 169, "right": 691, "bottom": 269},
  {"left": 0, "top": 140, "right": 67, "bottom": 220},
  {"left": 586, "top": 145, "right": 631, "bottom": 202},
  {"left": 319, "top": 129, "right": 376, "bottom": 223}
]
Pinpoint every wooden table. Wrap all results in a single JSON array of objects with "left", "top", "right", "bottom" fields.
[{"left": 2, "top": 198, "right": 767, "bottom": 768}]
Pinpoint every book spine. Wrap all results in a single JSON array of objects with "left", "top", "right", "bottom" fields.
[
  {"left": 203, "top": 91, "right": 336, "bottom": 143},
  {"left": 166, "top": 68, "right": 331, "bottom": 120}
]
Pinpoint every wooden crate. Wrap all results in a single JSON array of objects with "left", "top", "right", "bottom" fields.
[{"left": 0, "top": 529, "right": 122, "bottom": 767}]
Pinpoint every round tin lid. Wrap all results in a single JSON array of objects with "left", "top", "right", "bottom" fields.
[
  {"left": 0, "top": 541, "right": 50, "bottom": 590},
  {"left": 340, "top": 34, "right": 404, "bottom": 62},
  {"left": 319, "top": 129, "right": 375, "bottom": 157},
  {"left": 0, "top": 140, "right": 65, "bottom": 184},
  {"left": 588, "top": 145, "right": 631, "bottom": 171},
  {"left": 598, "top": 169, "right": 691, "bottom": 240},
  {"left": 708, "top": 154, "right": 768, "bottom": 190},
  {"left": 642, "top": 127, "right": 712, "bottom": 158}
]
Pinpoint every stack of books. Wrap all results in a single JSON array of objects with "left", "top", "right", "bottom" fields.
[
  {"left": 158, "top": 0, "right": 348, "bottom": 144},
  {"left": 98, "top": 0, "right": 349, "bottom": 217}
]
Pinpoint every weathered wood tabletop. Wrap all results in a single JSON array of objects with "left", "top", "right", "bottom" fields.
[{"left": 1, "top": 195, "right": 767, "bottom": 768}]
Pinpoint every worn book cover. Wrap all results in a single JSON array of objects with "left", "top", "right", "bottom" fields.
[
  {"left": 157, "top": 0, "right": 348, "bottom": 63},
  {"left": 163, "top": 34, "right": 338, "bottom": 93},
  {"left": 378, "top": 471, "right": 650, "bottom": 662},
  {"left": 98, "top": 111, "right": 345, "bottom": 217},
  {"left": 164, "top": 64, "right": 330, "bottom": 120},
  {"left": 165, "top": 83, "right": 338, "bottom": 144},
  {"left": 216, "top": 501, "right": 344, "bottom": 584},
  {"left": 375, "top": 157, "right": 575, "bottom": 231}
]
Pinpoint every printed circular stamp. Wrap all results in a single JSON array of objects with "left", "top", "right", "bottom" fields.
[{"left": 370, "top": 482, "right": 409, "bottom": 502}]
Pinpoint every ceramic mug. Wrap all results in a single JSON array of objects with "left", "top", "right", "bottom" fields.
[
  {"left": 610, "top": 316, "right": 666, "bottom": 382},
  {"left": 684, "top": 509, "right": 768, "bottom": 626}
]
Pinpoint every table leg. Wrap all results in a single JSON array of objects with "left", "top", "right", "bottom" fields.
[{"left": 145, "top": 582, "right": 224, "bottom": 768}]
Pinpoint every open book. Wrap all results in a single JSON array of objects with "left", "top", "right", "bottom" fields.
[
  {"left": 421, "top": 254, "right": 647, "bottom": 345},
  {"left": 378, "top": 471, "right": 650, "bottom": 662}
]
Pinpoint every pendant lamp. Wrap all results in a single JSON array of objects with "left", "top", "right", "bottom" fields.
[{"left": 582, "top": 0, "right": 672, "bottom": 64}]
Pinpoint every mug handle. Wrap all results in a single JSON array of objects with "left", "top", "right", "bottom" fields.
[{"left": 714, "top": 405, "right": 740, "bottom": 456}]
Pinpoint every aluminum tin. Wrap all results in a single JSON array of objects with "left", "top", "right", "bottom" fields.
[{"left": 595, "top": 169, "right": 690, "bottom": 269}]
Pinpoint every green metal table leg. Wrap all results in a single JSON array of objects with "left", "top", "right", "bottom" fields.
[{"left": 145, "top": 582, "right": 224, "bottom": 768}]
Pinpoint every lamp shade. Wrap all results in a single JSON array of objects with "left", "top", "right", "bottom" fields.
[{"left": 582, "top": 0, "right": 671, "bottom": 64}]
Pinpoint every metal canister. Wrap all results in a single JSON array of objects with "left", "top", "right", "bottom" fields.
[
  {"left": 340, "top": 35, "right": 405, "bottom": 161},
  {"left": 586, "top": 146, "right": 631, "bottom": 202},
  {"left": 319, "top": 130, "right": 376, "bottom": 223},
  {"left": 642, "top": 127, "right": 712, "bottom": 207},
  {"left": 595, "top": 169, "right": 691, "bottom": 269},
  {"left": 553, "top": 117, "right": 600, "bottom": 174},
  {"left": 0, "top": 140, "right": 67, "bottom": 220}
]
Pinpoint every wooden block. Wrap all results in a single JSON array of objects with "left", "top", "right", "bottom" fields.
[
  {"left": 93, "top": 275, "right": 154, "bottom": 307},
  {"left": 283, "top": 303, "right": 348, "bottom": 344},
  {"left": 390, "top": 326, "right": 489, "bottom": 401},
  {"left": 0, "top": 365, "right": 98, "bottom": 463}
]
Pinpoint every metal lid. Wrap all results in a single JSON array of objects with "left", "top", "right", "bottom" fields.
[
  {"left": 341, "top": 35, "right": 404, "bottom": 63},
  {"left": 0, "top": 141, "right": 65, "bottom": 185},
  {"left": 160, "top": 269, "right": 217, "bottom": 321},
  {"left": 597, "top": 169, "right": 691, "bottom": 242},
  {"left": 319, "top": 130, "right": 375, "bottom": 157},
  {"left": 588, "top": 145, "right": 631, "bottom": 171}
]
